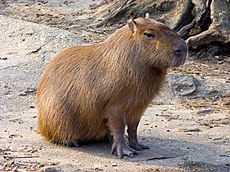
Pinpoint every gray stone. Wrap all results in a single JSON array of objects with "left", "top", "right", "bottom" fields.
[
  {"left": 168, "top": 74, "right": 198, "bottom": 96},
  {"left": 167, "top": 74, "right": 230, "bottom": 99},
  {"left": 41, "top": 167, "right": 62, "bottom": 172},
  {"left": 196, "top": 108, "right": 213, "bottom": 114}
]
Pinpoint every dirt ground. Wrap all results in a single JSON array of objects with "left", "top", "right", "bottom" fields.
[{"left": 0, "top": 1, "right": 230, "bottom": 172}]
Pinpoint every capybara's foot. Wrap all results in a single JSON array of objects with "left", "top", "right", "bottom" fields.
[
  {"left": 111, "top": 141, "right": 137, "bottom": 159},
  {"left": 129, "top": 141, "right": 149, "bottom": 151}
]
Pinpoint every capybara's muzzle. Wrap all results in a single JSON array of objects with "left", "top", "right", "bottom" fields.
[{"left": 172, "top": 39, "right": 188, "bottom": 67}]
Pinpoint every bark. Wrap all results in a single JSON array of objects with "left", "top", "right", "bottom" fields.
[{"left": 187, "top": 0, "right": 230, "bottom": 56}]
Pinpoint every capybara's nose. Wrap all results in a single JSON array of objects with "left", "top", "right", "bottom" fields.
[
  {"left": 173, "top": 40, "right": 188, "bottom": 58},
  {"left": 173, "top": 39, "right": 188, "bottom": 66}
]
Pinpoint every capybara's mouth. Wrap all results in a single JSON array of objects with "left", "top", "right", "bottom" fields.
[{"left": 174, "top": 54, "right": 187, "bottom": 67}]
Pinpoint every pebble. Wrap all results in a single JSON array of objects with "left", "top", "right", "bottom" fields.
[
  {"left": 181, "top": 128, "right": 201, "bottom": 132},
  {"left": 41, "top": 166, "right": 61, "bottom": 172},
  {"left": 111, "top": 163, "right": 117, "bottom": 167},
  {"left": 196, "top": 109, "right": 213, "bottom": 114},
  {"left": 0, "top": 57, "right": 8, "bottom": 60}
]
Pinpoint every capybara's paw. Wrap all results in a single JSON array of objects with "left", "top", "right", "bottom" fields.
[
  {"left": 111, "top": 142, "right": 137, "bottom": 159},
  {"left": 129, "top": 142, "right": 149, "bottom": 151}
]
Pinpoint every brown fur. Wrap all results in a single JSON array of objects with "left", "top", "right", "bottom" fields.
[{"left": 37, "top": 16, "right": 187, "bottom": 157}]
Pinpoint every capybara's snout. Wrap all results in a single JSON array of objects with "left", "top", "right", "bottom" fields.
[{"left": 172, "top": 39, "right": 188, "bottom": 67}]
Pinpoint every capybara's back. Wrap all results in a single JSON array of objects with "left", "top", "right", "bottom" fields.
[{"left": 37, "top": 14, "right": 187, "bottom": 158}]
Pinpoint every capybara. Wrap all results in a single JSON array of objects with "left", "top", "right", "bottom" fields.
[{"left": 37, "top": 14, "right": 187, "bottom": 159}]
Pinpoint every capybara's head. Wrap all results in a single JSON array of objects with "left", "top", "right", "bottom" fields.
[{"left": 126, "top": 14, "right": 188, "bottom": 69}]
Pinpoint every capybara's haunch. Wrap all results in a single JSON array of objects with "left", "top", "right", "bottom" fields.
[{"left": 37, "top": 14, "right": 187, "bottom": 159}]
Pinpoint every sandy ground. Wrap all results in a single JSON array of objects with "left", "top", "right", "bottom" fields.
[{"left": 0, "top": 1, "right": 230, "bottom": 172}]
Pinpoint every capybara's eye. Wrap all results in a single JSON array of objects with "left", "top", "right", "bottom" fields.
[{"left": 144, "top": 32, "right": 155, "bottom": 39}]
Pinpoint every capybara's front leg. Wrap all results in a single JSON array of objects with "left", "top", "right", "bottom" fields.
[
  {"left": 107, "top": 115, "right": 137, "bottom": 159},
  {"left": 127, "top": 121, "right": 149, "bottom": 151}
]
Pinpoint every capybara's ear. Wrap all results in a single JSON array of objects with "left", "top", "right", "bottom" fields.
[
  {"left": 145, "top": 13, "right": 150, "bottom": 18},
  {"left": 128, "top": 18, "right": 137, "bottom": 33}
]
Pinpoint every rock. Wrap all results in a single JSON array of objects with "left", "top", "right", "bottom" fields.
[
  {"left": 167, "top": 74, "right": 230, "bottom": 100},
  {"left": 41, "top": 165, "right": 83, "bottom": 172},
  {"left": 0, "top": 57, "right": 8, "bottom": 60},
  {"left": 223, "top": 57, "right": 230, "bottom": 63},
  {"left": 19, "top": 87, "right": 36, "bottom": 96},
  {"left": 213, "top": 55, "right": 225, "bottom": 61},
  {"left": 206, "top": 90, "right": 220, "bottom": 97},
  {"left": 196, "top": 109, "right": 213, "bottom": 114},
  {"left": 180, "top": 128, "right": 201, "bottom": 132},
  {"left": 41, "top": 167, "right": 62, "bottom": 172},
  {"left": 94, "top": 164, "right": 103, "bottom": 170},
  {"left": 111, "top": 163, "right": 117, "bottom": 167},
  {"left": 168, "top": 74, "right": 197, "bottom": 96}
]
